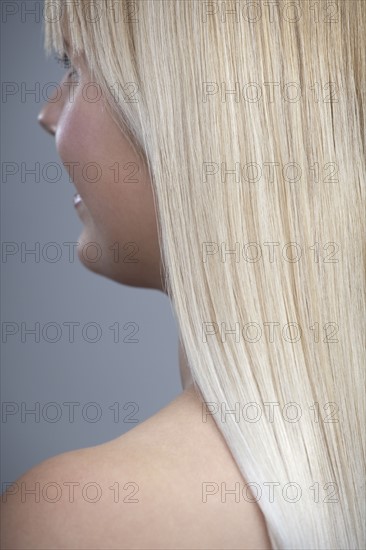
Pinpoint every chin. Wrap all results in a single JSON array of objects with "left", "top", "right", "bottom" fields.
[{"left": 76, "top": 240, "right": 163, "bottom": 291}]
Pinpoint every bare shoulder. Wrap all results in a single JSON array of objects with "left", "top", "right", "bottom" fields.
[{"left": 1, "top": 386, "right": 272, "bottom": 550}]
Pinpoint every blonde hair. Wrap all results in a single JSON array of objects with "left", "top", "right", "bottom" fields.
[{"left": 44, "top": 1, "right": 365, "bottom": 547}]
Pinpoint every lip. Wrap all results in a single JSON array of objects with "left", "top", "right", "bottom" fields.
[{"left": 73, "top": 192, "right": 83, "bottom": 208}]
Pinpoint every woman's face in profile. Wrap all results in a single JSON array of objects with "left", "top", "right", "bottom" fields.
[{"left": 38, "top": 49, "right": 163, "bottom": 290}]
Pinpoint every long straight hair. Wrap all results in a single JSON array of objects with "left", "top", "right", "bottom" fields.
[{"left": 44, "top": 1, "right": 365, "bottom": 547}]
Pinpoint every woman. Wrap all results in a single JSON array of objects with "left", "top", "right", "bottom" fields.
[{"left": 2, "top": 0, "right": 365, "bottom": 548}]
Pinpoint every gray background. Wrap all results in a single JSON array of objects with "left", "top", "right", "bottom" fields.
[{"left": 1, "top": 2, "right": 182, "bottom": 488}]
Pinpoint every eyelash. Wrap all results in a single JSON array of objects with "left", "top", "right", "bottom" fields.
[{"left": 54, "top": 53, "right": 78, "bottom": 79}]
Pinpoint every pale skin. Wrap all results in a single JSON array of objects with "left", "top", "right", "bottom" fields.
[{"left": 1, "top": 46, "right": 272, "bottom": 549}]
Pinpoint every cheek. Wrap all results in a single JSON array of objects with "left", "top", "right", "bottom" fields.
[
  {"left": 55, "top": 98, "right": 107, "bottom": 216},
  {"left": 56, "top": 98, "right": 94, "bottom": 182},
  {"left": 55, "top": 96, "right": 157, "bottom": 242}
]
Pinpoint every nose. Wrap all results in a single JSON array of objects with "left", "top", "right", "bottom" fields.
[
  {"left": 37, "top": 81, "right": 66, "bottom": 136},
  {"left": 38, "top": 107, "right": 57, "bottom": 136}
]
